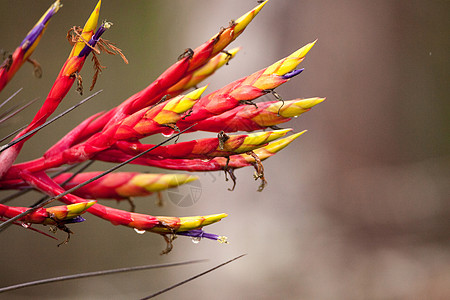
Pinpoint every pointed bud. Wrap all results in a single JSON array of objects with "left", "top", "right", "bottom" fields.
[
  {"left": 127, "top": 173, "right": 199, "bottom": 193},
  {"left": 248, "top": 131, "right": 307, "bottom": 160},
  {"left": 46, "top": 201, "right": 96, "bottom": 222},
  {"left": 151, "top": 85, "right": 207, "bottom": 125},
  {"left": 21, "top": 0, "right": 62, "bottom": 59},
  {"left": 70, "top": 0, "right": 101, "bottom": 58},
  {"left": 233, "top": 1, "right": 268, "bottom": 36},
  {"left": 263, "top": 40, "right": 316, "bottom": 77},
  {"left": 234, "top": 128, "right": 291, "bottom": 152},
  {"left": 266, "top": 97, "right": 325, "bottom": 118},
  {"left": 178, "top": 213, "right": 228, "bottom": 231},
  {"left": 211, "top": 1, "right": 267, "bottom": 54}
]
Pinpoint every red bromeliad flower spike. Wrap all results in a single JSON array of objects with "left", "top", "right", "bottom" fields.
[
  {"left": 0, "top": 201, "right": 95, "bottom": 246},
  {"left": 53, "top": 172, "right": 198, "bottom": 203},
  {"left": 0, "top": 201, "right": 94, "bottom": 226},
  {"left": 1, "top": 172, "right": 198, "bottom": 209},
  {"left": 0, "top": 0, "right": 102, "bottom": 177},
  {"left": 193, "top": 97, "right": 325, "bottom": 133},
  {"left": 113, "top": 129, "right": 292, "bottom": 160},
  {"left": 18, "top": 170, "right": 226, "bottom": 254},
  {"left": 104, "top": 132, "right": 307, "bottom": 172},
  {"left": 0, "top": 1, "right": 324, "bottom": 254},
  {"left": 96, "top": 131, "right": 307, "bottom": 191}
]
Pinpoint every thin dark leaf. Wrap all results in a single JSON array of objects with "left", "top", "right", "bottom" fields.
[
  {"left": 0, "top": 88, "right": 23, "bottom": 111},
  {"left": 0, "top": 259, "right": 206, "bottom": 294},
  {"left": 0, "top": 98, "right": 39, "bottom": 124},
  {"left": 0, "top": 103, "right": 21, "bottom": 120},
  {"left": 141, "top": 254, "right": 246, "bottom": 299},
  {"left": 0, "top": 125, "right": 26, "bottom": 143},
  {"left": 0, "top": 90, "right": 102, "bottom": 153}
]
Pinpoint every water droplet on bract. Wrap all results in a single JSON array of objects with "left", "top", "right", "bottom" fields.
[
  {"left": 161, "top": 132, "right": 173, "bottom": 138},
  {"left": 21, "top": 223, "right": 31, "bottom": 228},
  {"left": 134, "top": 228, "right": 146, "bottom": 234},
  {"left": 201, "top": 159, "right": 210, "bottom": 162},
  {"left": 294, "top": 115, "right": 298, "bottom": 118},
  {"left": 191, "top": 236, "right": 201, "bottom": 244}
]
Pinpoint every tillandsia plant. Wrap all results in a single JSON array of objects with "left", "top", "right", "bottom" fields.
[{"left": 0, "top": 0, "right": 324, "bottom": 257}]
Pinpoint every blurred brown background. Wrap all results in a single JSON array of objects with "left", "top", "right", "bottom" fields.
[{"left": 0, "top": 1, "right": 449, "bottom": 299}]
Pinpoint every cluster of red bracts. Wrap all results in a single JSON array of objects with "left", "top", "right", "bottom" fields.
[{"left": 0, "top": 0, "right": 324, "bottom": 253}]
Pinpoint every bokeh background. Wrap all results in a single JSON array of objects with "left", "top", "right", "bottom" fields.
[{"left": 1, "top": 1, "right": 449, "bottom": 299}]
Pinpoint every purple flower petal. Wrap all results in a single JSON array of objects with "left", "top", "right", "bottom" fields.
[
  {"left": 78, "top": 22, "right": 110, "bottom": 58},
  {"left": 281, "top": 68, "right": 304, "bottom": 80},
  {"left": 177, "top": 229, "right": 216, "bottom": 239},
  {"left": 20, "top": 5, "right": 58, "bottom": 53},
  {"left": 177, "top": 229, "right": 228, "bottom": 243},
  {"left": 64, "top": 216, "right": 86, "bottom": 224}
]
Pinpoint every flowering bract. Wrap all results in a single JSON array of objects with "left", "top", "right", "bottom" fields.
[
  {"left": 0, "top": 0, "right": 61, "bottom": 93},
  {"left": 0, "top": 0, "right": 324, "bottom": 254}
]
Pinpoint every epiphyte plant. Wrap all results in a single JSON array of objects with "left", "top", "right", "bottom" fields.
[{"left": 0, "top": 0, "right": 324, "bottom": 254}]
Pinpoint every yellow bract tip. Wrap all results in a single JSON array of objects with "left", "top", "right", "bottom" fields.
[
  {"left": 291, "top": 40, "right": 317, "bottom": 60},
  {"left": 201, "top": 213, "right": 228, "bottom": 226},
  {"left": 131, "top": 174, "right": 198, "bottom": 192},
  {"left": 178, "top": 213, "right": 227, "bottom": 231},
  {"left": 263, "top": 130, "right": 307, "bottom": 154},
  {"left": 65, "top": 201, "right": 96, "bottom": 218},
  {"left": 192, "top": 48, "right": 240, "bottom": 79},
  {"left": 161, "top": 86, "right": 206, "bottom": 115},
  {"left": 216, "top": 47, "right": 240, "bottom": 67},
  {"left": 84, "top": 0, "right": 102, "bottom": 32},
  {"left": 295, "top": 97, "right": 325, "bottom": 109},
  {"left": 264, "top": 55, "right": 302, "bottom": 77},
  {"left": 71, "top": 0, "right": 101, "bottom": 57},
  {"left": 287, "top": 130, "right": 308, "bottom": 140},
  {"left": 264, "top": 40, "right": 316, "bottom": 76},
  {"left": 173, "top": 174, "right": 199, "bottom": 184},
  {"left": 47, "top": 201, "right": 95, "bottom": 220},
  {"left": 163, "top": 174, "right": 199, "bottom": 188},
  {"left": 169, "top": 86, "right": 206, "bottom": 113},
  {"left": 226, "top": 47, "right": 241, "bottom": 57},
  {"left": 185, "top": 85, "right": 208, "bottom": 100},
  {"left": 236, "top": 129, "right": 291, "bottom": 152},
  {"left": 270, "top": 127, "right": 292, "bottom": 136},
  {"left": 234, "top": 1, "right": 268, "bottom": 34},
  {"left": 268, "top": 97, "right": 325, "bottom": 117}
]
